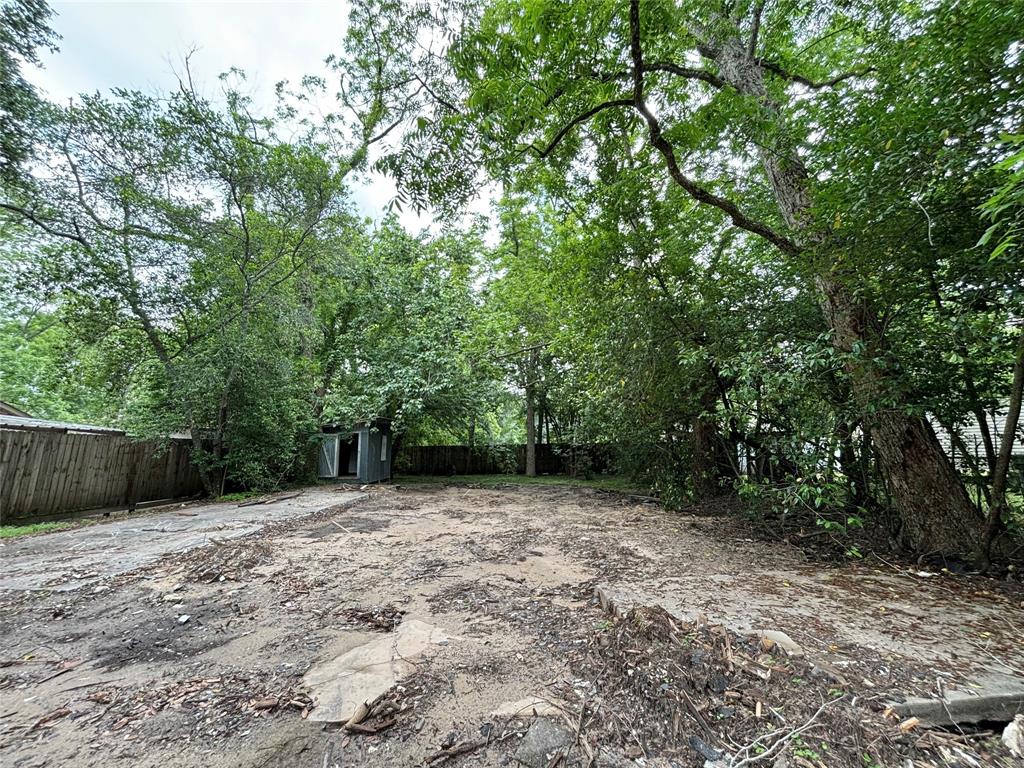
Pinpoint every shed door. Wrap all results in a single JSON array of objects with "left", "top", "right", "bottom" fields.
[{"left": 318, "top": 435, "right": 340, "bottom": 477}]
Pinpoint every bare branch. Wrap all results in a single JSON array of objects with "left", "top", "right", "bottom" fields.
[
  {"left": 0, "top": 202, "right": 90, "bottom": 247},
  {"left": 644, "top": 61, "right": 725, "bottom": 89}
]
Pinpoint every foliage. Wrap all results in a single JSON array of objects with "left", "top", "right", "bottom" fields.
[{"left": 0, "top": 0, "right": 58, "bottom": 183}]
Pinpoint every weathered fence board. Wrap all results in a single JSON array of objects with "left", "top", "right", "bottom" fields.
[
  {"left": 394, "top": 443, "right": 612, "bottom": 477},
  {"left": 0, "top": 428, "right": 204, "bottom": 524}
]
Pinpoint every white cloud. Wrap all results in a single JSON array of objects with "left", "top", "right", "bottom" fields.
[{"left": 27, "top": 0, "right": 438, "bottom": 227}]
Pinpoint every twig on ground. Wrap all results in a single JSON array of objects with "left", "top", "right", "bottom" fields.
[
  {"left": 424, "top": 739, "right": 487, "bottom": 764},
  {"left": 729, "top": 696, "right": 837, "bottom": 767}
]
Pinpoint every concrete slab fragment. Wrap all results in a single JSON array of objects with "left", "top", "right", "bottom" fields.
[
  {"left": 303, "top": 619, "right": 452, "bottom": 723},
  {"left": 0, "top": 489, "right": 364, "bottom": 590},
  {"left": 514, "top": 718, "right": 573, "bottom": 768},
  {"left": 891, "top": 672, "right": 1024, "bottom": 726}
]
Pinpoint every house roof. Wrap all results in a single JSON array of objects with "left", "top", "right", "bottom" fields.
[{"left": 0, "top": 401, "right": 32, "bottom": 418}]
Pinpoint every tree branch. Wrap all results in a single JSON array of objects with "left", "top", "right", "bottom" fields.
[
  {"left": 748, "top": 2, "right": 764, "bottom": 57},
  {"left": 759, "top": 59, "right": 874, "bottom": 89},
  {"left": 627, "top": 0, "right": 800, "bottom": 257},
  {"left": 530, "top": 99, "right": 634, "bottom": 159},
  {"left": 0, "top": 202, "right": 90, "bottom": 247},
  {"left": 643, "top": 62, "right": 726, "bottom": 89}
]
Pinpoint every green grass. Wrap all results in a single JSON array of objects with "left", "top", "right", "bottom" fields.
[
  {"left": 0, "top": 521, "right": 73, "bottom": 539},
  {"left": 392, "top": 473, "right": 654, "bottom": 496},
  {"left": 216, "top": 490, "right": 264, "bottom": 502}
]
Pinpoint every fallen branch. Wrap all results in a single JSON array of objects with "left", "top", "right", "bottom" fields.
[
  {"left": 345, "top": 717, "right": 396, "bottom": 735},
  {"left": 424, "top": 739, "right": 487, "bottom": 765},
  {"left": 238, "top": 492, "right": 303, "bottom": 507}
]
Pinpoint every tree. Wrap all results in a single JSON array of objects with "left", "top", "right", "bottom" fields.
[
  {"left": 344, "top": 0, "right": 1023, "bottom": 554},
  {"left": 1, "top": 75, "right": 349, "bottom": 493}
]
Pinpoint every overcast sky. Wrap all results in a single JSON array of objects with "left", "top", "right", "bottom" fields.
[{"left": 26, "top": 1, "right": 434, "bottom": 229}]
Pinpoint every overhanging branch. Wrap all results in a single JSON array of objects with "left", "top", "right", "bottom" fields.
[
  {"left": 759, "top": 60, "right": 875, "bottom": 89},
  {"left": 627, "top": 0, "right": 800, "bottom": 257},
  {"left": 530, "top": 98, "right": 634, "bottom": 158}
]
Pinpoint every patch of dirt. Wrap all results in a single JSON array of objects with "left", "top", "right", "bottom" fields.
[
  {"left": 306, "top": 516, "right": 392, "bottom": 537},
  {"left": 1, "top": 483, "right": 1021, "bottom": 768},
  {"left": 90, "top": 607, "right": 237, "bottom": 670}
]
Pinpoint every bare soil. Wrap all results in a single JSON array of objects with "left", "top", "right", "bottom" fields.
[{"left": 1, "top": 483, "right": 1021, "bottom": 767}]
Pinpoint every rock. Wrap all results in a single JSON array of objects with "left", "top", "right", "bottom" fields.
[
  {"left": 1003, "top": 714, "right": 1024, "bottom": 758},
  {"left": 176, "top": 614, "right": 190, "bottom": 624},
  {"left": 514, "top": 718, "right": 573, "bottom": 768}
]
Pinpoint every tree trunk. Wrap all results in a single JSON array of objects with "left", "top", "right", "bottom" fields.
[
  {"left": 836, "top": 420, "right": 867, "bottom": 509},
  {"left": 188, "top": 424, "right": 215, "bottom": 497},
  {"left": 979, "top": 325, "right": 1024, "bottom": 564},
  {"left": 815, "top": 274, "right": 982, "bottom": 552},
  {"left": 690, "top": 387, "right": 720, "bottom": 500},
  {"left": 711, "top": 34, "right": 981, "bottom": 554},
  {"left": 525, "top": 383, "right": 537, "bottom": 477}
]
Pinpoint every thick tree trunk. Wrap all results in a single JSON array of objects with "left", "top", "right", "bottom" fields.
[
  {"left": 690, "top": 387, "right": 720, "bottom": 500},
  {"left": 710, "top": 33, "right": 982, "bottom": 554},
  {"left": 815, "top": 275, "right": 983, "bottom": 551}
]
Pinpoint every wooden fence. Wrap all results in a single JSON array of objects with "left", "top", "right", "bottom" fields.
[
  {"left": 1, "top": 427, "right": 204, "bottom": 524},
  {"left": 394, "top": 443, "right": 612, "bottom": 477}
]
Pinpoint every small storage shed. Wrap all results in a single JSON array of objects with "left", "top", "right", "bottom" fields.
[{"left": 318, "top": 420, "right": 392, "bottom": 483}]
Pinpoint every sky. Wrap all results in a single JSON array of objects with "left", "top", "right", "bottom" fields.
[{"left": 25, "top": 0, "right": 434, "bottom": 230}]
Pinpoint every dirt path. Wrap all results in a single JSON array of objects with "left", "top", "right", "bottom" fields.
[{"left": 1, "top": 484, "right": 1021, "bottom": 767}]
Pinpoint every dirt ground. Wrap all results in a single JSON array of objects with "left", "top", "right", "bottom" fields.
[{"left": 1, "top": 483, "right": 1022, "bottom": 768}]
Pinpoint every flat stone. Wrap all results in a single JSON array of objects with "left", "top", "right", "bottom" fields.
[
  {"left": 891, "top": 673, "right": 1024, "bottom": 726},
  {"left": 514, "top": 718, "right": 573, "bottom": 768}
]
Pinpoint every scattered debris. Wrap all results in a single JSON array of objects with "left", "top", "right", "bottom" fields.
[
  {"left": 26, "top": 707, "right": 71, "bottom": 732},
  {"left": 1, "top": 483, "right": 1020, "bottom": 768},
  {"left": 492, "top": 696, "right": 566, "bottom": 719},
  {"left": 338, "top": 604, "right": 405, "bottom": 632},
  {"left": 425, "top": 738, "right": 487, "bottom": 765},
  {"left": 184, "top": 539, "right": 273, "bottom": 583},
  {"left": 237, "top": 491, "right": 303, "bottom": 508}
]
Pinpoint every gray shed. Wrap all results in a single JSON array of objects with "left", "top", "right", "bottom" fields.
[{"left": 318, "top": 420, "right": 392, "bottom": 483}]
